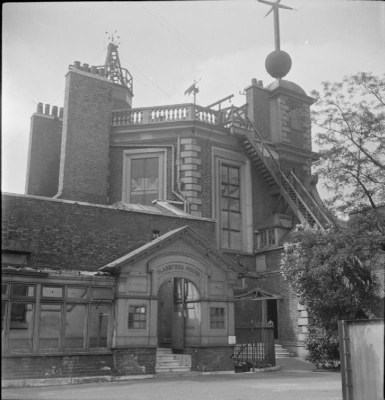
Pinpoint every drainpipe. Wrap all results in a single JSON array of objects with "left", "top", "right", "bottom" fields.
[{"left": 172, "top": 135, "right": 190, "bottom": 213}]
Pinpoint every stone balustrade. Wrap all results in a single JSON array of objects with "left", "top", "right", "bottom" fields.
[{"left": 112, "top": 104, "right": 221, "bottom": 127}]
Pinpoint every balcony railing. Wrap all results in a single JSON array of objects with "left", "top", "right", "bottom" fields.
[{"left": 112, "top": 104, "right": 222, "bottom": 127}]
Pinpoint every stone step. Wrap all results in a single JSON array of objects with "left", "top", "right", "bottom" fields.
[
  {"left": 274, "top": 344, "right": 292, "bottom": 358},
  {"left": 155, "top": 347, "right": 192, "bottom": 374},
  {"left": 155, "top": 370, "right": 201, "bottom": 379},
  {"left": 155, "top": 366, "right": 191, "bottom": 373}
]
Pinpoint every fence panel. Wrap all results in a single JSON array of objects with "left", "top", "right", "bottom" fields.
[
  {"left": 338, "top": 319, "right": 384, "bottom": 400},
  {"left": 233, "top": 322, "right": 275, "bottom": 370}
]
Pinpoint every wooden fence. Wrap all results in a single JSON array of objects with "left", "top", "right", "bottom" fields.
[{"left": 339, "top": 319, "right": 384, "bottom": 400}]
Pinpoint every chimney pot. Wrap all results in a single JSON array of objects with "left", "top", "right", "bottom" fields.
[
  {"left": 252, "top": 78, "right": 257, "bottom": 86},
  {"left": 258, "top": 80, "right": 263, "bottom": 87},
  {"left": 59, "top": 107, "right": 64, "bottom": 119},
  {"left": 99, "top": 68, "right": 105, "bottom": 76},
  {"left": 83, "top": 63, "right": 89, "bottom": 72},
  {"left": 37, "top": 102, "right": 43, "bottom": 114},
  {"left": 52, "top": 106, "right": 58, "bottom": 117},
  {"left": 74, "top": 61, "right": 81, "bottom": 69},
  {"left": 91, "top": 66, "right": 97, "bottom": 74},
  {"left": 44, "top": 104, "right": 50, "bottom": 115}
]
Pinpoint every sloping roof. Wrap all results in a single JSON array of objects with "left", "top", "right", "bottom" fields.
[
  {"left": 234, "top": 286, "right": 281, "bottom": 300},
  {"left": 112, "top": 201, "right": 183, "bottom": 216},
  {"left": 99, "top": 225, "right": 245, "bottom": 275}
]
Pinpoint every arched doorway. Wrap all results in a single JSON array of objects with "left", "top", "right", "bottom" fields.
[{"left": 157, "top": 277, "right": 200, "bottom": 350}]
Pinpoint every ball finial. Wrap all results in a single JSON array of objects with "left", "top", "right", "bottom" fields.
[{"left": 265, "top": 50, "right": 292, "bottom": 79}]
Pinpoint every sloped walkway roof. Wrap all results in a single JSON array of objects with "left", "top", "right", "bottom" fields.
[
  {"left": 234, "top": 286, "right": 282, "bottom": 300},
  {"left": 99, "top": 225, "right": 246, "bottom": 275}
]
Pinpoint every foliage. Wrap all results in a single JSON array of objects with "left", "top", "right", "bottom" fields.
[
  {"left": 305, "top": 324, "right": 340, "bottom": 368},
  {"left": 281, "top": 220, "right": 383, "bottom": 364},
  {"left": 311, "top": 72, "right": 385, "bottom": 215}
]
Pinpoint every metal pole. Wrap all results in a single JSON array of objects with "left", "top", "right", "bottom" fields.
[{"left": 274, "top": 6, "right": 280, "bottom": 50}]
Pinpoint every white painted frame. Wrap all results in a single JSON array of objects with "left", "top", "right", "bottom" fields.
[{"left": 122, "top": 148, "right": 167, "bottom": 204}]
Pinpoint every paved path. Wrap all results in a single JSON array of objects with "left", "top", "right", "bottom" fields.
[{"left": 2, "top": 367, "right": 342, "bottom": 400}]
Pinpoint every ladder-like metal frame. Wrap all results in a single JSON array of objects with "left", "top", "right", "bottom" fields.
[{"left": 224, "top": 106, "right": 333, "bottom": 230}]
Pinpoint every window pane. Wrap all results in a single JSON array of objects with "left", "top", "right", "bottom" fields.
[
  {"left": 128, "top": 305, "right": 147, "bottom": 329},
  {"left": 67, "top": 287, "right": 88, "bottom": 300},
  {"left": 220, "top": 165, "right": 228, "bottom": 183},
  {"left": 229, "top": 212, "right": 242, "bottom": 230},
  {"left": 64, "top": 304, "right": 87, "bottom": 349},
  {"left": 230, "top": 231, "right": 242, "bottom": 248},
  {"left": 221, "top": 212, "right": 229, "bottom": 228},
  {"left": 221, "top": 197, "right": 229, "bottom": 210},
  {"left": 210, "top": 307, "right": 225, "bottom": 329},
  {"left": 1, "top": 301, "right": 6, "bottom": 333},
  {"left": 221, "top": 231, "right": 229, "bottom": 248},
  {"left": 2, "top": 284, "right": 8, "bottom": 297},
  {"left": 89, "top": 304, "right": 110, "bottom": 348},
  {"left": 130, "top": 157, "right": 159, "bottom": 205},
  {"left": 91, "top": 287, "right": 113, "bottom": 300},
  {"left": 229, "top": 198, "right": 240, "bottom": 211},
  {"left": 229, "top": 167, "right": 239, "bottom": 185},
  {"left": 39, "top": 304, "right": 62, "bottom": 351},
  {"left": 228, "top": 185, "right": 240, "bottom": 199},
  {"left": 42, "top": 286, "right": 63, "bottom": 298},
  {"left": 11, "top": 284, "right": 35, "bottom": 298},
  {"left": 9, "top": 303, "right": 34, "bottom": 352}
]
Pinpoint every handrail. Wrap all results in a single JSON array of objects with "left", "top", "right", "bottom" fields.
[
  {"left": 289, "top": 171, "right": 334, "bottom": 226},
  {"left": 280, "top": 173, "right": 326, "bottom": 229},
  {"left": 228, "top": 106, "right": 331, "bottom": 230}
]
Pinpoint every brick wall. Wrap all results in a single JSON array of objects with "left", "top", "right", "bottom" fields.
[
  {"left": 245, "top": 79, "right": 271, "bottom": 140},
  {"left": 2, "top": 348, "right": 156, "bottom": 381},
  {"left": 1, "top": 193, "right": 216, "bottom": 271},
  {"left": 25, "top": 114, "right": 62, "bottom": 197},
  {"left": 58, "top": 70, "right": 113, "bottom": 204},
  {"left": 185, "top": 346, "right": 235, "bottom": 372},
  {"left": 257, "top": 249, "right": 301, "bottom": 352}
]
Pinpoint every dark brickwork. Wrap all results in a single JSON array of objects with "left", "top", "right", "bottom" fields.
[
  {"left": 246, "top": 81, "right": 271, "bottom": 140},
  {"left": 113, "top": 348, "right": 156, "bottom": 375},
  {"left": 1, "top": 348, "right": 156, "bottom": 380},
  {"left": 185, "top": 346, "right": 235, "bottom": 372},
  {"left": 25, "top": 114, "right": 62, "bottom": 197},
  {"left": 1, "top": 193, "right": 216, "bottom": 271},
  {"left": 58, "top": 70, "right": 113, "bottom": 204},
  {"left": 257, "top": 249, "right": 300, "bottom": 348}
]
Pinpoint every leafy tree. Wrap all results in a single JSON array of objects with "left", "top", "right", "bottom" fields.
[
  {"left": 311, "top": 72, "right": 385, "bottom": 216},
  {"left": 281, "top": 223, "right": 382, "bottom": 366},
  {"left": 281, "top": 72, "right": 385, "bottom": 366}
]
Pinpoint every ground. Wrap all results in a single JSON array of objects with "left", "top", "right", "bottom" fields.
[{"left": 2, "top": 358, "right": 342, "bottom": 400}]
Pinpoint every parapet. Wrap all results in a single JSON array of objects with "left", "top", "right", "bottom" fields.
[
  {"left": 69, "top": 61, "right": 107, "bottom": 77},
  {"left": 35, "top": 103, "right": 64, "bottom": 119}
]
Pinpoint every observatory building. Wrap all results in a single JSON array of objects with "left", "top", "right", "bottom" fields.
[{"left": 2, "top": 20, "right": 332, "bottom": 384}]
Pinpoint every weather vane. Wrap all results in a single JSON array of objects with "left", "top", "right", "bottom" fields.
[
  {"left": 258, "top": 0, "right": 295, "bottom": 51},
  {"left": 105, "top": 30, "right": 121, "bottom": 47}
]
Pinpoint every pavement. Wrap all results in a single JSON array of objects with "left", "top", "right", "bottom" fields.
[{"left": 2, "top": 358, "right": 342, "bottom": 400}]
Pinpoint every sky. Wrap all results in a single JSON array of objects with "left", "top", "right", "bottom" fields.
[{"left": 2, "top": 0, "right": 385, "bottom": 197}]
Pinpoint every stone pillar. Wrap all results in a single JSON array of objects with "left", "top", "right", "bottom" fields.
[{"left": 180, "top": 138, "right": 202, "bottom": 217}]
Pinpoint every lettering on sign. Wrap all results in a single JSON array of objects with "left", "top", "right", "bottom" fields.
[{"left": 155, "top": 263, "right": 202, "bottom": 278}]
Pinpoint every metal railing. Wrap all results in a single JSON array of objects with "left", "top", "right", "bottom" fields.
[
  {"left": 233, "top": 322, "right": 275, "bottom": 370},
  {"left": 226, "top": 106, "right": 333, "bottom": 230}
]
